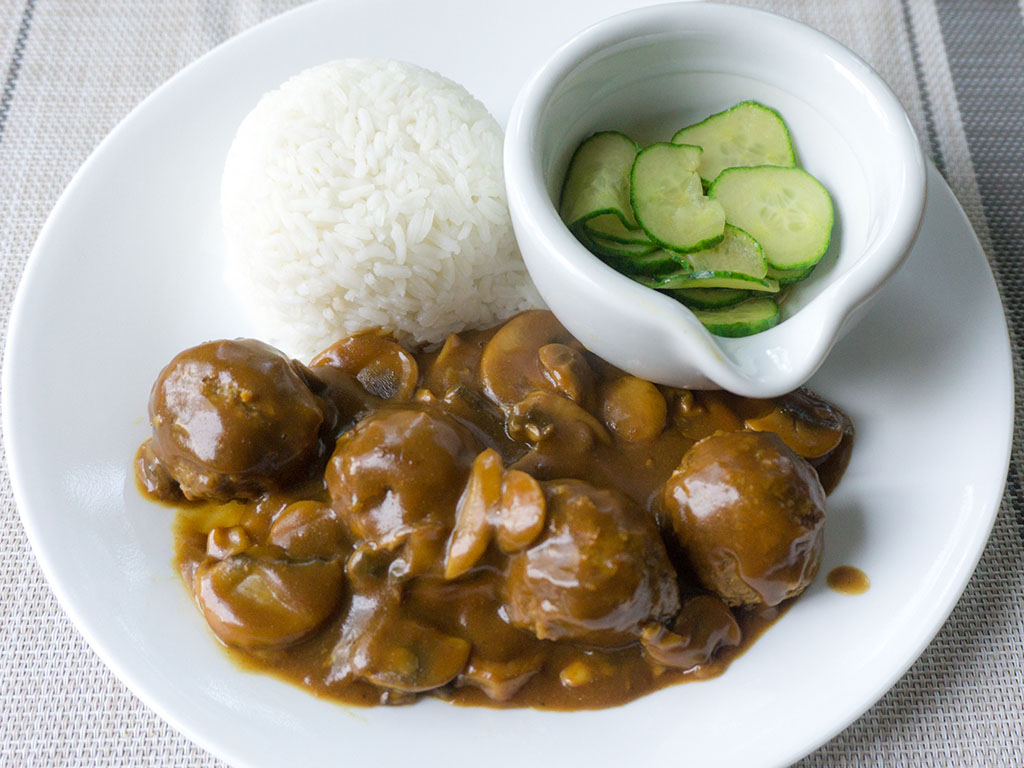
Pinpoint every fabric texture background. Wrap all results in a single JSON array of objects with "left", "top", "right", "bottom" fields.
[{"left": 1, "top": 1, "right": 1021, "bottom": 765}]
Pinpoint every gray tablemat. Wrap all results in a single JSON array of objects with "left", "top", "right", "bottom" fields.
[{"left": 1, "top": 1, "right": 1021, "bottom": 765}]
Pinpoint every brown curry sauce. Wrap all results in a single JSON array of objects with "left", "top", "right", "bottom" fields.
[{"left": 138, "top": 310, "right": 854, "bottom": 710}]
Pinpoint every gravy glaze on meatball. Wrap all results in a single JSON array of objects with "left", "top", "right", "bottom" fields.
[
  {"left": 504, "top": 479, "right": 680, "bottom": 648},
  {"left": 139, "top": 339, "right": 335, "bottom": 502},
  {"left": 660, "top": 430, "right": 826, "bottom": 607},
  {"left": 325, "top": 406, "right": 480, "bottom": 575}
]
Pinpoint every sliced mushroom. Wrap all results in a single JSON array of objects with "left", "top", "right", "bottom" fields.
[
  {"left": 599, "top": 376, "right": 667, "bottom": 443},
  {"left": 507, "top": 391, "right": 610, "bottom": 478},
  {"left": 206, "top": 526, "right": 252, "bottom": 560},
  {"left": 310, "top": 332, "right": 419, "bottom": 401},
  {"left": 640, "top": 594, "right": 741, "bottom": 672},
  {"left": 441, "top": 385, "right": 517, "bottom": 456},
  {"left": 194, "top": 549, "right": 344, "bottom": 650},
  {"left": 443, "top": 452, "right": 547, "bottom": 576},
  {"left": 671, "top": 389, "right": 745, "bottom": 440},
  {"left": 538, "top": 343, "right": 594, "bottom": 406},
  {"left": 744, "top": 389, "right": 846, "bottom": 459},
  {"left": 494, "top": 470, "right": 545, "bottom": 553},
  {"left": 354, "top": 615, "right": 471, "bottom": 694},
  {"left": 444, "top": 449, "right": 503, "bottom": 579},
  {"left": 268, "top": 500, "right": 349, "bottom": 560},
  {"left": 345, "top": 544, "right": 395, "bottom": 592},
  {"left": 480, "top": 310, "right": 583, "bottom": 406},
  {"left": 458, "top": 651, "right": 546, "bottom": 702},
  {"left": 421, "top": 328, "right": 494, "bottom": 397}
]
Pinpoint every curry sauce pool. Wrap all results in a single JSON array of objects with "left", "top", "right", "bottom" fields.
[{"left": 137, "top": 310, "right": 853, "bottom": 709}]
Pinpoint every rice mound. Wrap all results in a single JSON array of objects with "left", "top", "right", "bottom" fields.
[{"left": 221, "top": 59, "right": 541, "bottom": 361}]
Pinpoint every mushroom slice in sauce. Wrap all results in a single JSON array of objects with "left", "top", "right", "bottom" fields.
[
  {"left": 599, "top": 375, "right": 668, "bottom": 443},
  {"left": 310, "top": 331, "right": 419, "bottom": 401},
  {"left": 494, "top": 469, "right": 546, "bottom": 554},
  {"left": 206, "top": 526, "right": 252, "bottom": 560},
  {"left": 444, "top": 453, "right": 548, "bottom": 577},
  {"left": 640, "top": 595, "right": 741, "bottom": 672},
  {"left": 194, "top": 548, "right": 344, "bottom": 650},
  {"left": 537, "top": 343, "right": 595, "bottom": 407},
  {"left": 339, "top": 601, "right": 472, "bottom": 694},
  {"left": 267, "top": 500, "right": 349, "bottom": 561},
  {"left": 444, "top": 449, "right": 503, "bottom": 579},
  {"left": 507, "top": 391, "right": 610, "bottom": 478},
  {"left": 458, "top": 652, "right": 546, "bottom": 702},
  {"left": 744, "top": 388, "right": 847, "bottom": 458},
  {"left": 480, "top": 310, "right": 586, "bottom": 406}
]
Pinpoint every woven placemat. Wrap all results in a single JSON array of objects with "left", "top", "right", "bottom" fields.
[{"left": 1, "top": 1, "right": 1020, "bottom": 765}]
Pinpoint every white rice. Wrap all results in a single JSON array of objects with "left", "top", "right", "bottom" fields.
[{"left": 221, "top": 59, "right": 541, "bottom": 361}]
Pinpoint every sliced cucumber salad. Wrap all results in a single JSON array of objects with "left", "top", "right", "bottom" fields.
[
  {"left": 559, "top": 101, "right": 833, "bottom": 338},
  {"left": 672, "top": 100, "right": 796, "bottom": 184},
  {"left": 693, "top": 297, "right": 781, "bottom": 337},
  {"left": 559, "top": 131, "right": 640, "bottom": 231},
  {"left": 709, "top": 166, "right": 833, "bottom": 271},
  {"left": 630, "top": 143, "right": 725, "bottom": 253}
]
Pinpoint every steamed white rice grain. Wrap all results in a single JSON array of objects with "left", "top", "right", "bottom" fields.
[{"left": 221, "top": 59, "right": 541, "bottom": 360}]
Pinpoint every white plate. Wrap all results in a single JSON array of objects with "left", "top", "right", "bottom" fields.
[{"left": 3, "top": 2, "right": 1012, "bottom": 767}]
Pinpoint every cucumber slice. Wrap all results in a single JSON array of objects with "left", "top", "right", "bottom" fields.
[
  {"left": 637, "top": 269, "right": 780, "bottom": 293},
  {"left": 668, "top": 287, "right": 751, "bottom": 310},
  {"left": 602, "top": 250, "right": 686, "bottom": 277},
  {"left": 597, "top": 249, "right": 684, "bottom": 278},
  {"left": 579, "top": 225, "right": 683, "bottom": 276},
  {"left": 559, "top": 131, "right": 640, "bottom": 229},
  {"left": 630, "top": 143, "right": 726, "bottom": 254},
  {"left": 673, "top": 101, "right": 796, "bottom": 184},
  {"left": 767, "top": 263, "right": 815, "bottom": 284},
  {"left": 628, "top": 249, "right": 689, "bottom": 277},
  {"left": 585, "top": 213, "right": 651, "bottom": 244},
  {"left": 694, "top": 297, "right": 781, "bottom": 337},
  {"left": 686, "top": 224, "right": 766, "bottom": 279},
  {"left": 709, "top": 166, "right": 834, "bottom": 271},
  {"left": 586, "top": 233, "right": 658, "bottom": 259}
]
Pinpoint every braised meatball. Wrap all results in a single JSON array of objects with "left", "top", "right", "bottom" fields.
[
  {"left": 326, "top": 407, "right": 479, "bottom": 572},
  {"left": 141, "top": 339, "right": 331, "bottom": 501},
  {"left": 661, "top": 431, "right": 826, "bottom": 607},
  {"left": 504, "top": 480, "right": 680, "bottom": 648}
]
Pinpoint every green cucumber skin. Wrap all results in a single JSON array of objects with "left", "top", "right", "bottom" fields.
[
  {"left": 585, "top": 232, "right": 658, "bottom": 259},
  {"left": 559, "top": 130, "right": 640, "bottom": 231},
  {"left": 575, "top": 225, "right": 682, "bottom": 277},
  {"left": 638, "top": 269, "right": 780, "bottom": 293},
  {"left": 768, "top": 263, "right": 816, "bottom": 284},
  {"left": 630, "top": 143, "right": 726, "bottom": 254},
  {"left": 583, "top": 213, "right": 651, "bottom": 245},
  {"left": 668, "top": 287, "right": 752, "bottom": 310},
  {"left": 709, "top": 165, "right": 834, "bottom": 271},
  {"left": 694, "top": 297, "right": 781, "bottom": 337},
  {"left": 631, "top": 250, "right": 689, "bottom": 276},
  {"left": 599, "top": 250, "right": 685, "bottom": 278},
  {"left": 673, "top": 100, "right": 797, "bottom": 184}
]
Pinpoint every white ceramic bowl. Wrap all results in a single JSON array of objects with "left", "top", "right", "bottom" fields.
[{"left": 504, "top": 2, "right": 926, "bottom": 397}]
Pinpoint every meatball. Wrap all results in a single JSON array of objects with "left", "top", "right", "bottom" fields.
[
  {"left": 661, "top": 431, "right": 825, "bottom": 607},
  {"left": 144, "top": 339, "right": 331, "bottom": 501},
  {"left": 326, "top": 407, "right": 479, "bottom": 571},
  {"left": 504, "top": 480, "right": 680, "bottom": 648}
]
